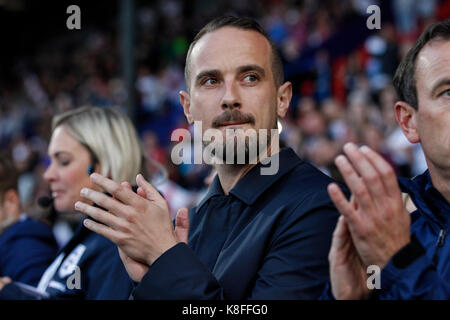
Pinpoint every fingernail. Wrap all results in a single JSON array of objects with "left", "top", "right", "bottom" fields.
[
  {"left": 74, "top": 201, "right": 82, "bottom": 210},
  {"left": 83, "top": 219, "right": 90, "bottom": 227},
  {"left": 90, "top": 173, "right": 99, "bottom": 180},
  {"left": 344, "top": 142, "right": 356, "bottom": 150},
  {"left": 80, "top": 188, "right": 88, "bottom": 196},
  {"left": 360, "top": 145, "right": 370, "bottom": 153},
  {"left": 335, "top": 155, "right": 345, "bottom": 165}
]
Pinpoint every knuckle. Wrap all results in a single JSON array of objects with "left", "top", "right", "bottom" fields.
[
  {"left": 381, "top": 165, "right": 394, "bottom": 178},
  {"left": 383, "top": 207, "right": 393, "bottom": 218},
  {"left": 111, "top": 183, "right": 123, "bottom": 196},
  {"left": 353, "top": 186, "right": 366, "bottom": 198},
  {"left": 115, "top": 219, "right": 126, "bottom": 231},
  {"left": 364, "top": 173, "right": 378, "bottom": 184},
  {"left": 124, "top": 211, "right": 136, "bottom": 224},
  {"left": 341, "top": 164, "right": 353, "bottom": 175},
  {"left": 86, "top": 206, "right": 97, "bottom": 219},
  {"left": 359, "top": 222, "right": 374, "bottom": 239},
  {"left": 358, "top": 228, "right": 368, "bottom": 240},
  {"left": 115, "top": 235, "right": 126, "bottom": 247},
  {"left": 337, "top": 200, "right": 350, "bottom": 215},
  {"left": 135, "top": 201, "right": 147, "bottom": 213}
]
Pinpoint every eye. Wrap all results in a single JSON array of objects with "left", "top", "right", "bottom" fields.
[
  {"left": 58, "top": 158, "right": 71, "bottom": 166},
  {"left": 60, "top": 160, "right": 70, "bottom": 166},
  {"left": 243, "top": 74, "right": 259, "bottom": 83},
  {"left": 441, "top": 89, "right": 450, "bottom": 97},
  {"left": 203, "top": 78, "right": 218, "bottom": 86}
]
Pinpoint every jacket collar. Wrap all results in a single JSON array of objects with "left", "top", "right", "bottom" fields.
[
  {"left": 399, "top": 170, "right": 450, "bottom": 230},
  {"left": 195, "top": 148, "right": 302, "bottom": 213}
]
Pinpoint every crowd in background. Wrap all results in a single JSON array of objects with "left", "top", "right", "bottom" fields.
[{"left": 0, "top": 0, "right": 449, "bottom": 241}]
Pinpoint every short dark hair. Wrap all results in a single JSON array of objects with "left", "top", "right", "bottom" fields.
[
  {"left": 393, "top": 19, "right": 450, "bottom": 109},
  {"left": 184, "top": 16, "right": 284, "bottom": 91},
  {"left": 0, "top": 152, "right": 18, "bottom": 201}
]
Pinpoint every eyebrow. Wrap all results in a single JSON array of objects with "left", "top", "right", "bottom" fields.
[
  {"left": 236, "top": 65, "right": 266, "bottom": 78},
  {"left": 194, "top": 65, "right": 266, "bottom": 85},
  {"left": 52, "top": 151, "right": 72, "bottom": 158},
  {"left": 195, "top": 70, "right": 221, "bottom": 85},
  {"left": 431, "top": 78, "right": 450, "bottom": 97}
]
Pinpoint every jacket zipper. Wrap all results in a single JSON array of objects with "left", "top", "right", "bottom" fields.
[{"left": 432, "top": 229, "right": 446, "bottom": 265}]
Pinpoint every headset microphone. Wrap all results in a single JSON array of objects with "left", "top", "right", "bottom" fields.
[
  {"left": 87, "top": 164, "right": 95, "bottom": 175},
  {"left": 37, "top": 195, "right": 54, "bottom": 208},
  {"left": 37, "top": 195, "right": 57, "bottom": 225}
]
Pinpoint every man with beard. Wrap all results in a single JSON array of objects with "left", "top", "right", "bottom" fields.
[
  {"left": 194, "top": 107, "right": 279, "bottom": 171},
  {"left": 75, "top": 16, "right": 340, "bottom": 299}
]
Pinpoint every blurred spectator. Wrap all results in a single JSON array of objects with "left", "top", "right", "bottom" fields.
[{"left": 0, "top": 152, "right": 58, "bottom": 286}]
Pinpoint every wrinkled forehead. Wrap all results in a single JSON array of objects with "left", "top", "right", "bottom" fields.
[{"left": 189, "top": 27, "right": 273, "bottom": 76}]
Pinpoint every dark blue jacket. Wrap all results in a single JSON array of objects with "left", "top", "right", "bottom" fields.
[
  {"left": 0, "top": 215, "right": 57, "bottom": 286},
  {"left": 133, "top": 148, "right": 340, "bottom": 299},
  {"left": 377, "top": 170, "right": 449, "bottom": 299},
  {"left": 0, "top": 218, "right": 134, "bottom": 300},
  {"left": 321, "top": 170, "right": 449, "bottom": 300}
]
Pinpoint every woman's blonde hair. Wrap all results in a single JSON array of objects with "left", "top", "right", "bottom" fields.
[{"left": 52, "top": 106, "right": 146, "bottom": 184}]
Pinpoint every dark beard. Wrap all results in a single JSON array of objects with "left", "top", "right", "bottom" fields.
[
  {"left": 204, "top": 126, "right": 276, "bottom": 165},
  {"left": 206, "top": 108, "right": 278, "bottom": 165}
]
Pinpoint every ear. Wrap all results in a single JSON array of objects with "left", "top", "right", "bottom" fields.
[
  {"left": 395, "top": 101, "right": 419, "bottom": 143},
  {"left": 3, "top": 189, "right": 20, "bottom": 218},
  {"left": 276, "top": 82, "right": 292, "bottom": 118},
  {"left": 179, "top": 90, "right": 193, "bottom": 124}
]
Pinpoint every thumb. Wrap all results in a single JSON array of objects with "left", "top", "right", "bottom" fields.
[
  {"left": 129, "top": 183, "right": 148, "bottom": 201},
  {"left": 175, "top": 208, "right": 189, "bottom": 244},
  {"left": 136, "top": 174, "right": 162, "bottom": 202},
  {"left": 137, "top": 187, "right": 147, "bottom": 199},
  {"left": 331, "top": 216, "right": 350, "bottom": 252}
]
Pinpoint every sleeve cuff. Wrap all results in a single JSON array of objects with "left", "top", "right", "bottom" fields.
[
  {"left": 380, "top": 235, "right": 426, "bottom": 292},
  {"left": 132, "top": 242, "right": 220, "bottom": 300},
  {"left": 391, "top": 235, "right": 426, "bottom": 269}
]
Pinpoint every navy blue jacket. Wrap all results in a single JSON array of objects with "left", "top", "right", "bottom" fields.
[
  {"left": 0, "top": 218, "right": 134, "bottom": 300},
  {"left": 321, "top": 170, "right": 449, "bottom": 299},
  {"left": 0, "top": 215, "right": 58, "bottom": 286},
  {"left": 133, "top": 148, "right": 340, "bottom": 299},
  {"left": 377, "top": 170, "right": 449, "bottom": 299}
]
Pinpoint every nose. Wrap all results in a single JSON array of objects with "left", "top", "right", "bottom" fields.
[
  {"left": 43, "top": 162, "right": 57, "bottom": 182},
  {"left": 221, "top": 80, "right": 241, "bottom": 111}
]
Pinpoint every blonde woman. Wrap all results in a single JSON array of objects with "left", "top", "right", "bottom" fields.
[{"left": 0, "top": 106, "right": 146, "bottom": 299}]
